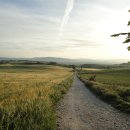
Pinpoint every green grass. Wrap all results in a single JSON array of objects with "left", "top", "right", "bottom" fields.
[
  {"left": 78, "top": 68, "right": 130, "bottom": 113},
  {"left": 0, "top": 64, "right": 73, "bottom": 130},
  {"left": 80, "top": 69, "right": 130, "bottom": 86}
]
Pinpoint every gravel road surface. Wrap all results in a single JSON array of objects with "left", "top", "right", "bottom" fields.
[{"left": 57, "top": 75, "right": 130, "bottom": 130}]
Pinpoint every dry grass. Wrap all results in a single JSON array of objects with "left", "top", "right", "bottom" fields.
[
  {"left": 81, "top": 68, "right": 103, "bottom": 71},
  {"left": 0, "top": 64, "right": 73, "bottom": 130}
]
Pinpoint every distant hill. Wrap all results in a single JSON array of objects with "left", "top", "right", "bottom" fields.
[
  {"left": 31, "top": 57, "right": 98, "bottom": 65},
  {"left": 0, "top": 57, "right": 129, "bottom": 65}
]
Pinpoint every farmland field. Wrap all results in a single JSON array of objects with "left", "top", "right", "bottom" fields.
[
  {"left": 0, "top": 64, "right": 73, "bottom": 130},
  {"left": 78, "top": 68, "right": 130, "bottom": 113}
]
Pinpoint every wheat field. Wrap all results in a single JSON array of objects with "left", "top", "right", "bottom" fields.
[{"left": 0, "top": 64, "right": 73, "bottom": 130}]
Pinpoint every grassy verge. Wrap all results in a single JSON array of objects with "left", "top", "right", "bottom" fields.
[
  {"left": 0, "top": 64, "right": 73, "bottom": 130},
  {"left": 77, "top": 69, "right": 130, "bottom": 113}
]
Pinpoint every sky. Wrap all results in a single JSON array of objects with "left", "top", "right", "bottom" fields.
[{"left": 0, "top": 0, "right": 130, "bottom": 59}]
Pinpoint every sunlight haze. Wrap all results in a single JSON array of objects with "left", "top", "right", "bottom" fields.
[{"left": 0, "top": 0, "right": 130, "bottom": 60}]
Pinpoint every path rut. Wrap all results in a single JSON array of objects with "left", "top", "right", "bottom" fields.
[{"left": 57, "top": 75, "right": 130, "bottom": 130}]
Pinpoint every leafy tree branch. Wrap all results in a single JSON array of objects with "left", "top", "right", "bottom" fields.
[{"left": 111, "top": 10, "right": 130, "bottom": 50}]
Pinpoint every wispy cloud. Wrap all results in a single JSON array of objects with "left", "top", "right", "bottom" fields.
[
  {"left": 59, "top": 0, "right": 74, "bottom": 37},
  {"left": 0, "top": 2, "right": 61, "bottom": 51},
  {"left": 0, "top": 0, "right": 129, "bottom": 59}
]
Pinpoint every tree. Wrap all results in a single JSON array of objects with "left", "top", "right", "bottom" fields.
[
  {"left": 80, "top": 65, "right": 83, "bottom": 70},
  {"left": 71, "top": 65, "right": 76, "bottom": 71},
  {"left": 111, "top": 10, "right": 130, "bottom": 50}
]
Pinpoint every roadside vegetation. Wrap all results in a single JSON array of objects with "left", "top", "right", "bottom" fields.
[
  {"left": 77, "top": 67, "right": 130, "bottom": 113},
  {"left": 0, "top": 64, "right": 73, "bottom": 130}
]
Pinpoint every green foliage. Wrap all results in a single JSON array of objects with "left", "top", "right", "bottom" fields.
[
  {"left": 128, "top": 21, "right": 130, "bottom": 26},
  {"left": 111, "top": 10, "right": 130, "bottom": 50},
  {"left": 128, "top": 46, "right": 130, "bottom": 51},
  {"left": 89, "top": 75, "right": 96, "bottom": 81},
  {"left": 78, "top": 68, "right": 130, "bottom": 113},
  {"left": 70, "top": 65, "right": 76, "bottom": 72}
]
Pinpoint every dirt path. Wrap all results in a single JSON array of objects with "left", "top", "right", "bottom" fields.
[{"left": 57, "top": 74, "right": 130, "bottom": 130}]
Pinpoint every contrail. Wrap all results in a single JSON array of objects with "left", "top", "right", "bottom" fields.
[{"left": 59, "top": 0, "right": 74, "bottom": 38}]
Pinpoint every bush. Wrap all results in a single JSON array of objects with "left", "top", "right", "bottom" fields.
[
  {"left": 118, "top": 89, "right": 130, "bottom": 101},
  {"left": 89, "top": 75, "right": 96, "bottom": 81}
]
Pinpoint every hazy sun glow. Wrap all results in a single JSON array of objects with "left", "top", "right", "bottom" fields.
[{"left": 0, "top": 0, "right": 130, "bottom": 60}]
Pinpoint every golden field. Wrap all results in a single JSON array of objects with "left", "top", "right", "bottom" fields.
[{"left": 0, "top": 64, "right": 73, "bottom": 130}]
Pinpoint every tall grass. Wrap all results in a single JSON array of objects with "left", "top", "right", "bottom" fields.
[
  {"left": 0, "top": 64, "right": 73, "bottom": 130},
  {"left": 78, "top": 68, "right": 130, "bottom": 113}
]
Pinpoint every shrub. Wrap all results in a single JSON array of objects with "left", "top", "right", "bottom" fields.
[{"left": 89, "top": 75, "right": 96, "bottom": 81}]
